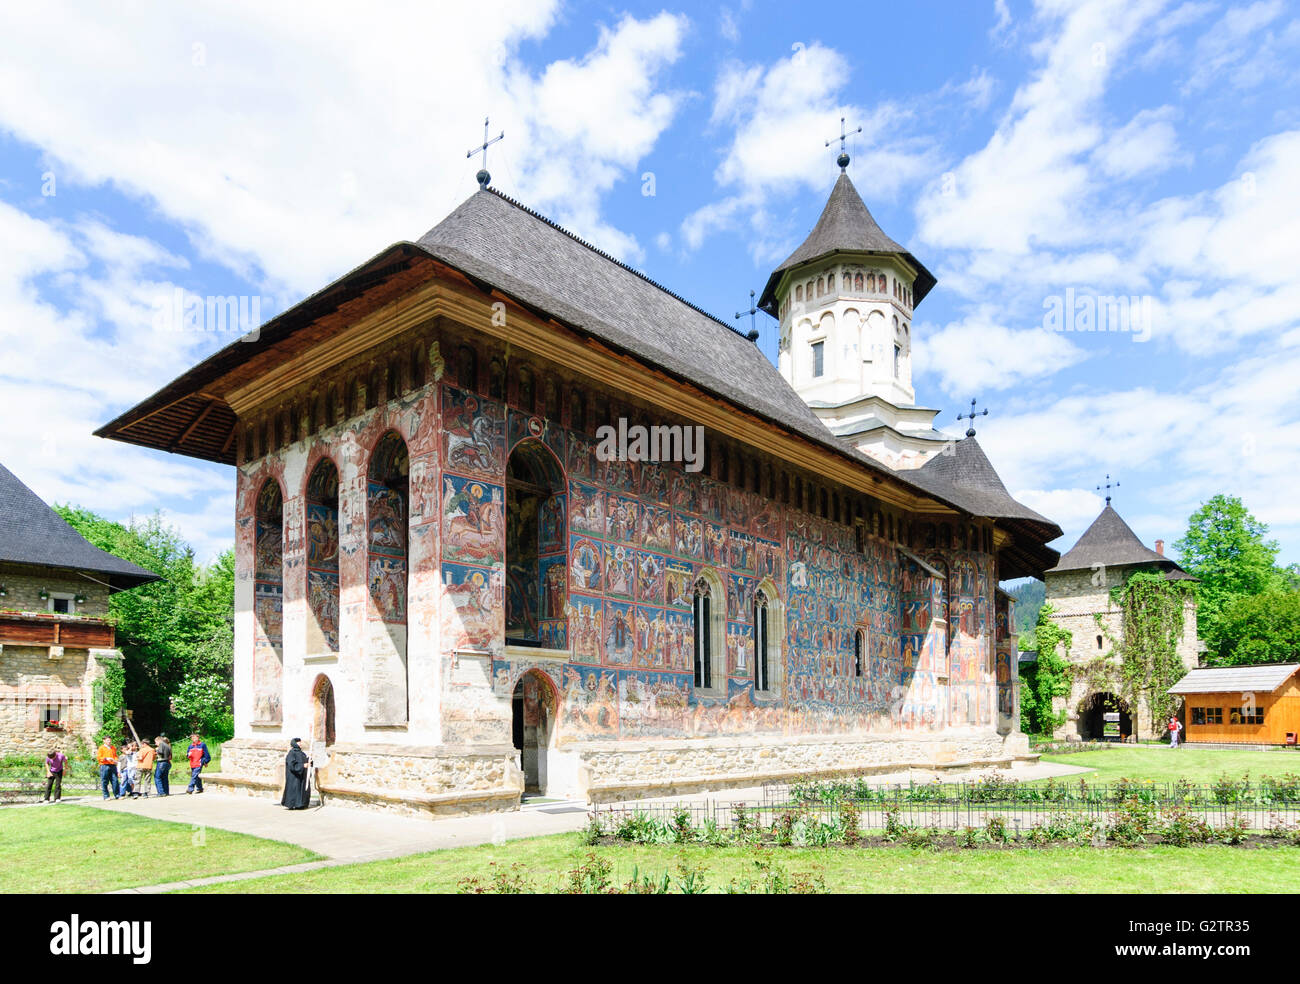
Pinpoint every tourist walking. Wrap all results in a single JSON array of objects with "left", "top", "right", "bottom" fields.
[
  {"left": 280, "top": 738, "right": 311, "bottom": 810},
  {"left": 1168, "top": 715, "right": 1183, "bottom": 749},
  {"left": 43, "top": 746, "right": 67, "bottom": 803},
  {"left": 185, "top": 733, "right": 210, "bottom": 794},
  {"left": 118, "top": 742, "right": 136, "bottom": 798},
  {"left": 136, "top": 740, "right": 155, "bottom": 798},
  {"left": 96, "top": 739, "right": 119, "bottom": 800},
  {"left": 154, "top": 734, "right": 172, "bottom": 796}
]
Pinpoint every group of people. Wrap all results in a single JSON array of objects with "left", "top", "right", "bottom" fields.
[{"left": 88, "top": 733, "right": 210, "bottom": 801}]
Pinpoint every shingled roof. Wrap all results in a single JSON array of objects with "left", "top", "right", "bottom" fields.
[
  {"left": 1168, "top": 663, "right": 1299, "bottom": 695},
  {"left": 95, "top": 185, "right": 1062, "bottom": 576},
  {"left": 1047, "top": 504, "right": 1187, "bottom": 576},
  {"left": 911, "top": 437, "right": 1062, "bottom": 578},
  {"left": 758, "top": 171, "right": 937, "bottom": 314},
  {"left": 0, "top": 463, "right": 158, "bottom": 590}
]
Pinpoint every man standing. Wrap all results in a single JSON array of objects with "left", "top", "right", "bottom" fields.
[
  {"left": 96, "top": 738, "right": 119, "bottom": 800},
  {"left": 154, "top": 734, "right": 172, "bottom": 796},
  {"left": 185, "top": 733, "right": 210, "bottom": 794},
  {"left": 43, "top": 746, "right": 68, "bottom": 803},
  {"left": 136, "top": 740, "right": 156, "bottom": 798}
]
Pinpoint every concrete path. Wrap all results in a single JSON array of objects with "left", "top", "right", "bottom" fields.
[{"left": 70, "top": 759, "right": 1092, "bottom": 893}]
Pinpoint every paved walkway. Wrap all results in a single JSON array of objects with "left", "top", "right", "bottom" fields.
[{"left": 69, "top": 759, "right": 1090, "bottom": 893}]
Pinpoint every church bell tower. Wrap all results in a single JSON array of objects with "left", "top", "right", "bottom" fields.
[{"left": 758, "top": 149, "right": 950, "bottom": 470}]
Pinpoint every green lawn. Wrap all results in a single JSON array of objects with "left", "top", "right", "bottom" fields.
[
  {"left": 0, "top": 805, "right": 319, "bottom": 893},
  {"left": 178, "top": 832, "right": 1300, "bottom": 894},
  {"left": 1037, "top": 747, "right": 1300, "bottom": 785}
]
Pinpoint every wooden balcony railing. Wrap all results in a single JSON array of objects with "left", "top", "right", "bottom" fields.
[{"left": 0, "top": 611, "right": 115, "bottom": 650}]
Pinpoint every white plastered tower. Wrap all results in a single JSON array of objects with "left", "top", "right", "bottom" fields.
[{"left": 759, "top": 158, "right": 951, "bottom": 471}]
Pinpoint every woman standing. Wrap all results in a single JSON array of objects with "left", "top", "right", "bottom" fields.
[{"left": 280, "top": 738, "right": 311, "bottom": 810}]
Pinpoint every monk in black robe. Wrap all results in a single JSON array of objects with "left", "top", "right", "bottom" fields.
[{"left": 281, "top": 738, "right": 311, "bottom": 810}]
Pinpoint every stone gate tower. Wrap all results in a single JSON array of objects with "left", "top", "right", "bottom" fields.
[{"left": 758, "top": 157, "right": 950, "bottom": 470}]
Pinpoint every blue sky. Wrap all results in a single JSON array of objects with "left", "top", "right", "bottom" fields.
[{"left": 1, "top": 0, "right": 1298, "bottom": 569}]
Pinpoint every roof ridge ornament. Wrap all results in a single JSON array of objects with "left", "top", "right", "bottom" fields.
[
  {"left": 825, "top": 116, "right": 862, "bottom": 171},
  {"left": 735, "top": 288, "right": 760, "bottom": 342},
  {"left": 466, "top": 116, "right": 505, "bottom": 189},
  {"left": 1097, "top": 474, "right": 1120, "bottom": 505},
  {"left": 957, "top": 398, "right": 988, "bottom": 438}
]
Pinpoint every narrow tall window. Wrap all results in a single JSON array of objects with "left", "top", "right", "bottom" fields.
[
  {"left": 812, "top": 341, "right": 824, "bottom": 378},
  {"left": 893, "top": 344, "right": 901, "bottom": 378},
  {"left": 693, "top": 579, "right": 712, "bottom": 690},
  {"left": 754, "top": 592, "right": 770, "bottom": 692},
  {"left": 854, "top": 630, "right": 864, "bottom": 677}
]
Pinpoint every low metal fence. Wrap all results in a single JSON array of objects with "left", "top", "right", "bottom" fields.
[
  {"left": 763, "top": 776, "right": 1300, "bottom": 810},
  {"left": 594, "top": 798, "right": 1300, "bottom": 835}
]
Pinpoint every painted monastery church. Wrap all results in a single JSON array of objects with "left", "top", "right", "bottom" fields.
[{"left": 98, "top": 155, "right": 1064, "bottom": 814}]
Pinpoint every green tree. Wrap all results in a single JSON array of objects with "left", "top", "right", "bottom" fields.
[
  {"left": 55, "top": 507, "right": 233, "bottom": 740},
  {"left": 1019, "top": 603, "right": 1071, "bottom": 737},
  {"left": 1112, "top": 571, "right": 1192, "bottom": 730},
  {"left": 1214, "top": 590, "right": 1300, "bottom": 666},
  {"left": 1173, "top": 495, "right": 1282, "bottom": 655}
]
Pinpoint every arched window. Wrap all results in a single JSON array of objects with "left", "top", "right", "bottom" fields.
[
  {"left": 505, "top": 439, "right": 567, "bottom": 649},
  {"left": 754, "top": 591, "right": 770, "bottom": 692},
  {"left": 693, "top": 578, "right": 714, "bottom": 690},
  {"left": 305, "top": 458, "right": 340, "bottom": 657},
  {"left": 457, "top": 345, "right": 477, "bottom": 391},
  {"left": 827, "top": 272, "right": 835, "bottom": 291},
  {"left": 795, "top": 284, "right": 803, "bottom": 302},
  {"left": 752, "top": 580, "right": 784, "bottom": 696},
  {"left": 252, "top": 479, "right": 284, "bottom": 725},
  {"left": 816, "top": 276, "right": 824, "bottom": 296},
  {"left": 544, "top": 379, "right": 559, "bottom": 420},
  {"left": 366, "top": 431, "right": 410, "bottom": 725},
  {"left": 854, "top": 272, "right": 863, "bottom": 291},
  {"left": 517, "top": 367, "right": 534, "bottom": 411},
  {"left": 854, "top": 629, "right": 864, "bottom": 677},
  {"left": 570, "top": 390, "right": 586, "bottom": 432},
  {"left": 488, "top": 358, "right": 505, "bottom": 400},
  {"left": 387, "top": 358, "right": 401, "bottom": 402},
  {"left": 1097, "top": 635, "right": 1104, "bottom": 649}
]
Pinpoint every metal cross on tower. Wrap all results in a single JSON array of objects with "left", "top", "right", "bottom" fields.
[
  {"left": 467, "top": 117, "right": 505, "bottom": 189},
  {"left": 1097, "top": 474, "right": 1120, "bottom": 504},
  {"left": 957, "top": 399, "right": 988, "bottom": 438},
  {"left": 826, "top": 116, "right": 862, "bottom": 171},
  {"left": 735, "top": 289, "right": 759, "bottom": 342}
]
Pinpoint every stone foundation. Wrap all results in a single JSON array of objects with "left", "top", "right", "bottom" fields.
[
  {"left": 210, "top": 731, "right": 1033, "bottom": 816},
  {"left": 211, "top": 738, "right": 525, "bottom": 818},
  {"left": 573, "top": 730, "right": 1032, "bottom": 803}
]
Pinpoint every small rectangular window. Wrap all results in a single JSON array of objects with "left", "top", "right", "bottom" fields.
[
  {"left": 893, "top": 344, "right": 901, "bottom": 378},
  {"left": 811, "top": 341, "right": 824, "bottom": 378}
]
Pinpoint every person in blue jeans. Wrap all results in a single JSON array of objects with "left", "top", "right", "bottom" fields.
[
  {"left": 154, "top": 734, "right": 172, "bottom": 796},
  {"left": 185, "top": 733, "right": 210, "bottom": 794},
  {"left": 96, "top": 739, "right": 120, "bottom": 800}
]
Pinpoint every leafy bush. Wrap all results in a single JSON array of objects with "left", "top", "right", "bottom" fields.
[
  {"left": 839, "top": 799, "right": 861, "bottom": 846},
  {"left": 579, "top": 812, "right": 604, "bottom": 846},
  {"left": 1159, "top": 808, "right": 1214, "bottom": 847},
  {"left": 561, "top": 853, "right": 614, "bottom": 894},
  {"left": 983, "top": 815, "right": 1010, "bottom": 845},
  {"left": 457, "top": 862, "right": 533, "bottom": 894},
  {"left": 1220, "top": 812, "right": 1249, "bottom": 845}
]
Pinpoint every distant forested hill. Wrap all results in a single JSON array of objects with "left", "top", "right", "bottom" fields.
[{"left": 1007, "top": 580, "right": 1045, "bottom": 638}]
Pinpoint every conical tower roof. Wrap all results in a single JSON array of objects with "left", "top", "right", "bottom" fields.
[
  {"left": 758, "top": 171, "right": 937, "bottom": 314},
  {"left": 1047, "top": 503, "right": 1186, "bottom": 575}
]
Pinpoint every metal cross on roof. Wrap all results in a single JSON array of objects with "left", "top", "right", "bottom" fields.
[
  {"left": 467, "top": 117, "right": 505, "bottom": 189},
  {"left": 957, "top": 399, "right": 988, "bottom": 438},
  {"left": 1097, "top": 474, "right": 1120, "bottom": 504},
  {"left": 826, "top": 116, "right": 862, "bottom": 171},
  {"left": 735, "top": 289, "right": 759, "bottom": 342}
]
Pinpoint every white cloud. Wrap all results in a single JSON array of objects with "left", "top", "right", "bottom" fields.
[
  {"left": 1093, "top": 107, "right": 1187, "bottom": 179},
  {"left": 913, "top": 308, "right": 1088, "bottom": 392},
  {"left": 0, "top": 3, "right": 686, "bottom": 291},
  {"left": 1181, "top": 0, "right": 1288, "bottom": 92},
  {"left": 1014, "top": 487, "right": 1105, "bottom": 530}
]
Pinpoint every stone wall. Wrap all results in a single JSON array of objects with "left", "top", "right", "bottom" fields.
[
  {"left": 0, "top": 645, "right": 115, "bottom": 756},
  {"left": 0, "top": 564, "right": 111, "bottom": 618},
  {"left": 576, "top": 731, "right": 1032, "bottom": 802},
  {"left": 1045, "top": 565, "right": 1200, "bottom": 741}
]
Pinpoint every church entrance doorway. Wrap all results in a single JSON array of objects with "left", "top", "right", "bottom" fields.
[
  {"left": 512, "top": 670, "right": 556, "bottom": 795},
  {"left": 505, "top": 438, "right": 567, "bottom": 649},
  {"left": 1078, "top": 692, "right": 1131, "bottom": 742},
  {"left": 311, "top": 674, "right": 336, "bottom": 747}
]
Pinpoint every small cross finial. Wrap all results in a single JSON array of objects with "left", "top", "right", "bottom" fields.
[
  {"left": 825, "top": 116, "right": 862, "bottom": 171},
  {"left": 466, "top": 117, "right": 505, "bottom": 189},
  {"left": 735, "top": 289, "right": 759, "bottom": 342},
  {"left": 1097, "top": 474, "right": 1120, "bottom": 505},
  {"left": 956, "top": 399, "right": 988, "bottom": 438}
]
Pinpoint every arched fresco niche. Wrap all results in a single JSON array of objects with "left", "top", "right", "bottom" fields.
[
  {"left": 252, "top": 479, "right": 284, "bottom": 725},
  {"left": 305, "top": 458, "right": 340, "bottom": 657},
  {"left": 505, "top": 438, "right": 567, "bottom": 649},
  {"left": 365, "top": 431, "right": 409, "bottom": 725}
]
